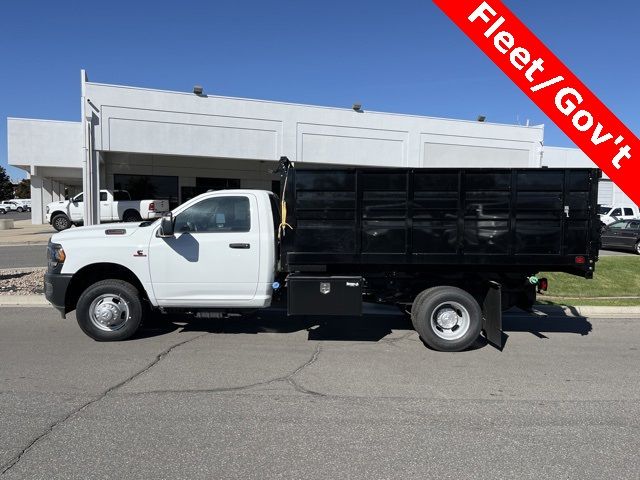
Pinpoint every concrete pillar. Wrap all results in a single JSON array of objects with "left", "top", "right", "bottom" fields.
[
  {"left": 51, "top": 181, "right": 59, "bottom": 201},
  {"left": 82, "top": 117, "right": 100, "bottom": 225},
  {"left": 30, "top": 175, "right": 44, "bottom": 225},
  {"left": 81, "top": 70, "right": 100, "bottom": 226}
]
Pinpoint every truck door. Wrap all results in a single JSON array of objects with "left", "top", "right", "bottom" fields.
[
  {"left": 148, "top": 194, "right": 260, "bottom": 306},
  {"left": 69, "top": 193, "right": 84, "bottom": 222},
  {"left": 601, "top": 220, "right": 627, "bottom": 248},
  {"left": 99, "top": 191, "right": 112, "bottom": 221},
  {"left": 618, "top": 220, "right": 640, "bottom": 249}
]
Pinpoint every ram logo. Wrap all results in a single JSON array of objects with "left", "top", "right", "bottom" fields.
[
  {"left": 319, "top": 282, "right": 331, "bottom": 295},
  {"left": 346, "top": 282, "right": 360, "bottom": 287}
]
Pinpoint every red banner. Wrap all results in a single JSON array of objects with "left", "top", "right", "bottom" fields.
[{"left": 433, "top": 0, "right": 640, "bottom": 205}]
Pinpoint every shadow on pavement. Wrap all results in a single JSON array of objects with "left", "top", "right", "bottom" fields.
[{"left": 135, "top": 303, "right": 593, "bottom": 344}]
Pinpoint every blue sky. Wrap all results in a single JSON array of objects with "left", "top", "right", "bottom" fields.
[{"left": 1, "top": 0, "right": 638, "bottom": 180}]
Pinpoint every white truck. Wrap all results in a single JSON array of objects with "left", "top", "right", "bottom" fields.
[
  {"left": 0, "top": 199, "right": 30, "bottom": 212},
  {"left": 44, "top": 161, "right": 602, "bottom": 352},
  {"left": 46, "top": 190, "right": 169, "bottom": 231},
  {"left": 598, "top": 204, "right": 639, "bottom": 225}
]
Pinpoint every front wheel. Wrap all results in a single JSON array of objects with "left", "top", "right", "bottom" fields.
[
  {"left": 76, "top": 279, "right": 143, "bottom": 341},
  {"left": 411, "top": 286, "right": 483, "bottom": 352},
  {"left": 51, "top": 214, "right": 71, "bottom": 231},
  {"left": 16, "top": 207, "right": 23, "bottom": 213}
]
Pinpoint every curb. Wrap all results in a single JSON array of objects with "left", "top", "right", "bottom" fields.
[
  {"left": 0, "top": 295, "right": 50, "bottom": 306},
  {"left": 534, "top": 305, "right": 640, "bottom": 318}
]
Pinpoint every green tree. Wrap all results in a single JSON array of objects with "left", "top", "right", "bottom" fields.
[
  {"left": 0, "top": 166, "right": 13, "bottom": 201},
  {"left": 14, "top": 179, "right": 30, "bottom": 199}
]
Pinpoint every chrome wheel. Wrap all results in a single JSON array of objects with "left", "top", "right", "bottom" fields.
[
  {"left": 636, "top": 242, "right": 640, "bottom": 255},
  {"left": 430, "top": 301, "right": 471, "bottom": 341},
  {"left": 89, "top": 294, "right": 131, "bottom": 332}
]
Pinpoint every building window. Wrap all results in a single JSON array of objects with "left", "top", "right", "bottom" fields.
[
  {"left": 114, "top": 174, "right": 179, "bottom": 209},
  {"left": 181, "top": 177, "right": 241, "bottom": 204}
]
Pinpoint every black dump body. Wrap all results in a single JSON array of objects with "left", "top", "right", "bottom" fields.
[{"left": 279, "top": 163, "right": 601, "bottom": 278}]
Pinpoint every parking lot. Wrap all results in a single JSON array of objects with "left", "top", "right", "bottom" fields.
[
  {"left": 0, "top": 211, "right": 31, "bottom": 222},
  {"left": 0, "top": 306, "right": 638, "bottom": 479}
]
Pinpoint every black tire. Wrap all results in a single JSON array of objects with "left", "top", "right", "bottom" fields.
[
  {"left": 76, "top": 279, "right": 143, "bottom": 341},
  {"left": 411, "top": 286, "right": 483, "bottom": 352},
  {"left": 16, "top": 207, "right": 23, "bottom": 213},
  {"left": 51, "top": 213, "right": 71, "bottom": 231},
  {"left": 0, "top": 209, "right": 5, "bottom": 215},
  {"left": 123, "top": 210, "right": 142, "bottom": 222}
]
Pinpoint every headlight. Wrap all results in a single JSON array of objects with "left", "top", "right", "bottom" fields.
[
  {"left": 47, "top": 242, "right": 66, "bottom": 268},
  {"left": 46, "top": 206, "right": 50, "bottom": 214}
]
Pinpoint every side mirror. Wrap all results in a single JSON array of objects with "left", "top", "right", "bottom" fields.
[{"left": 159, "top": 212, "right": 174, "bottom": 237}]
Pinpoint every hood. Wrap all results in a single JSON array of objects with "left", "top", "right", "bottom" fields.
[
  {"left": 47, "top": 200, "right": 69, "bottom": 208},
  {"left": 51, "top": 222, "right": 151, "bottom": 243}
]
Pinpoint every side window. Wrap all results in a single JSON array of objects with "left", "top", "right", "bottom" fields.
[
  {"left": 609, "top": 221, "right": 626, "bottom": 230},
  {"left": 611, "top": 208, "right": 622, "bottom": 216},
  {"left": 628, "top": 221, "right": 640, "bottom": 230},
  {"left": 624, "top": 208, "right": 634, "bottom": 216},
  {"left": 174, "top": 196, "right": 250, "bottom": 233},
  {"left": 100, "top": 192, "right": 108, "bottom": 201},
  {"left": 113, "top": 191, "right": 130, "bottom": 201}
]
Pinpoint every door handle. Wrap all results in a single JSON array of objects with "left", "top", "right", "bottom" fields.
[{"left": 229, "top": 243, "right": 250, "bottom": 249}]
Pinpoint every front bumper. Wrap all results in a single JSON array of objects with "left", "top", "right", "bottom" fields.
[
  {"left": 44, "top": 273, "right": 72, "bottom": 318},
  {"left": 45, "top": 213, "right": 52, "bottom": 223}
]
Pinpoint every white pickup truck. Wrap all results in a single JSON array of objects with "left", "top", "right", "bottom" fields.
[
  {"left": 598, "top": 205, "right": 639, "bottom": 225},
  {"left": 46, "top": 190, "right": 169, "bottom": 231}
]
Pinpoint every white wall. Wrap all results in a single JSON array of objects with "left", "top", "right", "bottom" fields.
[
  {"left": 8, "top": 119, "right": 82, "bottom": 169},
  {"left": 85, "top": 82, "right": 544, "bottom": 169}
]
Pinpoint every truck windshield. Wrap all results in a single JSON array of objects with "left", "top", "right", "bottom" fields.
[{"left": 598, "top": 206, "right": 611, "bottom": 215}]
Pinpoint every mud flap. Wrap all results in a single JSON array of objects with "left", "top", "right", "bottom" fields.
[{"left": 483, "top": 281, "right": 503, "bottom": 350}]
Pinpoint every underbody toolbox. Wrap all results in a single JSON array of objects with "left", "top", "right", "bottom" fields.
[{"left": 287, "top": 275, "right": 362, "bottom": 316}]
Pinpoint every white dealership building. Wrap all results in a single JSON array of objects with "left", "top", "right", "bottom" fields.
[{"left": 7, "top": 71, "right": 633, "bottom": 225}]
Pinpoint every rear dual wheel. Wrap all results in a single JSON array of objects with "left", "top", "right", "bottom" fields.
[{"left": 411, "top": 286, "right": 483, "bottom": 352}]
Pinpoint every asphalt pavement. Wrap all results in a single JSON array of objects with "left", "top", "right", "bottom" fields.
[
  {"left": 0, "top": 211, "right": 31, "bottom": 222},
  {"left": 0, "top": 245, "right": 48, "bottom": 269},
  {"left": 0, "top": 306, "right": 638, "bottom": 479}
]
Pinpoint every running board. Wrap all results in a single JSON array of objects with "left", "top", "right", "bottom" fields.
[{"left": 483, "top": 281, "right": 504, "bottom": 350}]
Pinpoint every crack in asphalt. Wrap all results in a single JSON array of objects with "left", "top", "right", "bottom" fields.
[
  {"left": 120, "top": 343, "right": 325, "bottom": 398},
  {"left": 0, "top": 332, "right": 208, "bottom": 477}
]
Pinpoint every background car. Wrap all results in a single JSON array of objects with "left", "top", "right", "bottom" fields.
[
  {"left": 0, "top": 202, "right": 17, "bottom": 212},
  {"left": 601, "top": 219, "right": 640, "bottom": 254}
]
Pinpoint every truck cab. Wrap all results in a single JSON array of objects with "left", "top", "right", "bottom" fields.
[
  {"left": 45, "top": 190, "right": 278, "bottom": 340},
  {"left": 598, "top": 205, "right": 639, "bottom": 225}
]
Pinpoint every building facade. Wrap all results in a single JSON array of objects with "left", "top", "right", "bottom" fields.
[{"left": 7, "top": 71, "right": 631, "bottom": 225}]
